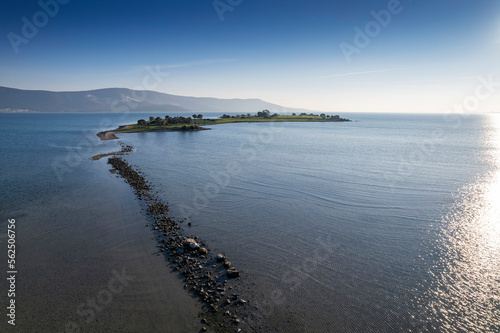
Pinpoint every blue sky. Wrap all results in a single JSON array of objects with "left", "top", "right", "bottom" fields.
[{"left": 1, "top": 0, "right": 499, "bottom": 112}]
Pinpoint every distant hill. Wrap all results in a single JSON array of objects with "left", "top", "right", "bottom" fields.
[{"left": 0, "top": 86, "right": 318, "bottom": 114}]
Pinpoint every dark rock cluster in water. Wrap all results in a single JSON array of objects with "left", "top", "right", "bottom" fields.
[
  {"left": 118, "top": 141, "right": 133, "bottom": 153},
  {"left": 108, "top": 156, "right": 151, "bottom": 200},
  {"left": 91, "top": 141, "right": 134, "bottom": 161},
  {"left": 107, "top": 156, "right": 249, "bottom": 332}
]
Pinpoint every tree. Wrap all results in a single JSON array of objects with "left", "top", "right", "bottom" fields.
[
  {"left": 155, "top": 117, "right": 163, "bottom": 124},
  {"left": 256, "top": 109, "right": 271, "bottom": 117},
  {"left": 149, "top": 116, "right": 155, "bottom": 122},
  {"left": 292, "top": 113, "right": 296, "bottom": 116},
  {"left": 197, "top": 114, "right": 203, "bottom": 119},
  {"left": 138, "top": 119, "right": 147, "bottom": 126},
  {"left": 192, "top": 114, "right": 197, "bottom": 119},
  {"left": 320, "top": 113, "right": 326, "bottom": 119}
]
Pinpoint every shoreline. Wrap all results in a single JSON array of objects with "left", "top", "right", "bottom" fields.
[
  {"left": 96, "top": 114, "right": 351, "bottom": 140},
  {"left": 96, "top": 127, "right": 210, "bottom": 140},
  {"left": 96, "top": 130, "right": 119, "bottom": 140}
]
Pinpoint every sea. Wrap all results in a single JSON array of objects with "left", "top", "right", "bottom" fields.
[{"left": 0, "top": 112, "right": 499, "bottom": 332}]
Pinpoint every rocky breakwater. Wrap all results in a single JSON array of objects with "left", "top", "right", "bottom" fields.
[
  {"left": 92, "top": 141, "right": 133, "bottom": 161},
  {"left": 107, "top": 156, "right": 249, "bottom": 332}
]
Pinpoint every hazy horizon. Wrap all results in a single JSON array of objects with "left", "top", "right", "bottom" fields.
[
  {"left": 1, "top": 1, "right": 499, "bottom": 113},
  {"left": 1, "top": 3, "right": 499, "bottom": 331}
]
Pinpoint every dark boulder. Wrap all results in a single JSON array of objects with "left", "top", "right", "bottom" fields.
[{"left": 227, "top": 268, "right": 240, "bottom": 279}]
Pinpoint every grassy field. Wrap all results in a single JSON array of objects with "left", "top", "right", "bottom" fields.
[
  {"left": 110, "top": 114, "right": 350, "bottom": 135},
  {"left": 197, "top": 114, "right": 348, "bottom": 124},
  {"left": 113, "top": 123, "right": 194, "bottom": 133}
]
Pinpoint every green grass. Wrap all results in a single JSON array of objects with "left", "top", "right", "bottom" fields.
[
  {"left": 114, "top": 123, "right": 190, "bottom": 133},
  {"left": 111, "top": 115, "right": 350, "bottom": 134},
  {"left": 195, "top": 115, "right": 349, "bottom": 124}
]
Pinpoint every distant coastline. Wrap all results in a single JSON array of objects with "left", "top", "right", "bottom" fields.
[
  {"left": 0, "top": 108, "right": 32, "bottom": 113},
  {"left": 0, "top": 86, "right": 325, "bottom": 115}
]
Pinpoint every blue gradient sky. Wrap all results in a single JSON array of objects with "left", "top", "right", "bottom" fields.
[{"left": 1, "top": 0, "right": 499, "bottom": 112}]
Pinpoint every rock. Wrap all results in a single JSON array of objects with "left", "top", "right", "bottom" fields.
[
  {"left": 190, "top": 242, "right": 200, "bottom": 250},
  {"left": 183, "top": 238, "right": 196, "bottom": 247},
  {"left": 227, "top": 268, "right": 240, "bottom": 279},
  {"left": 199, "top": 247, "right": 208, "bottom": 255},
  {"left": 216, "top": 254, "right": 225, "bottom": 262},
  {"left": 223, "top": 261, "right": 231, "bottom": 269}
]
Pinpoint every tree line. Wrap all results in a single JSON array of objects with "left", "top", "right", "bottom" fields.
[
  {"left": 221, "top": 110, "right": 345, "bottom": 120},
  {"left": 137, "top": 115, "right": 203, "bottom": 126},
  {"left": 137, "top": 115, "right": 203, "bottom": 130}
]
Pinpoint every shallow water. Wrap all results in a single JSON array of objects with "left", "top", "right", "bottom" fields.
[
  {"left": 123, "top": 113, "right": 499, "bottom": 332},
  {"left": 0, "top": 113, "right": 202, "bottom": 332},
  {"left": 1, "top": 112, "right": 499, "bottom": 332}
]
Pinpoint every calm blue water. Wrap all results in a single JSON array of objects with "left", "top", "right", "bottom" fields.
[{"left": 1, "top": 112, "right": 499, "bottom": 332}]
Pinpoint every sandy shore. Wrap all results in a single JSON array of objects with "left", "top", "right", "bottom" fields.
[
  {"left": 97, "top": 130, "right": 118, "bottom": 140},
  {"left": 97, "top": 124, "right": 210, "bottom": 141}
]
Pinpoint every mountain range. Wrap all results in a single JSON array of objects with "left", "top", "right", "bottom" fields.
[{"left": 0, "top": 86, "right": 317, "bottom": 114}]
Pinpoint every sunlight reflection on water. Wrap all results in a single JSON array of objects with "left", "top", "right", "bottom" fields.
[{"left": 422, "top": 114, "right": 500, "bottom": 332}]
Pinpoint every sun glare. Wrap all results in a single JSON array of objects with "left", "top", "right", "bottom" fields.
[
  {"left": 420, "top": 113, "right": 500, "bottom": 332},
  {"left": 482, "top": 113, "right": 500, "bottom": 244}
]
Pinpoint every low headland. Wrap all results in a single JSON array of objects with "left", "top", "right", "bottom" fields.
[
  {"left": 92, "top": 110, "right": 351, "bottom": 331},
  {"left": 97, "top": 110, "right": 351, "bottom": 140}
]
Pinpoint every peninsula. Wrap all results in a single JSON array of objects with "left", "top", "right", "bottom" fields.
[
  {"left": 91, "top": 109, "right": 351, "bottom": 330},
  {"left": 97, "top": 110, "right": 351, "bottom": 140}
]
